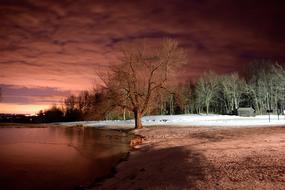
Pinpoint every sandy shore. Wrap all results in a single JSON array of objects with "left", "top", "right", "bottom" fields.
[{"left": 93, "top": 126, "right": 285, "bottom": 190}]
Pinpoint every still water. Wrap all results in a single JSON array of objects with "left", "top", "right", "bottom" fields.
[{"left": 0, "top": 126, "right": 131, "bottom": 190}]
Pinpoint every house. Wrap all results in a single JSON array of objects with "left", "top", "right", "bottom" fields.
[{"left": 237, "top": 107, "right": 255, "bottom": 117}]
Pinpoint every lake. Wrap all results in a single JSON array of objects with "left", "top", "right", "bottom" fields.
[{"left": 0, "top": 126, "right": 131, "bottom": 190}]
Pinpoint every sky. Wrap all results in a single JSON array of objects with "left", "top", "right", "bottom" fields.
[{"left": 0, "top": 0, "right": 285, "bottom": 114}]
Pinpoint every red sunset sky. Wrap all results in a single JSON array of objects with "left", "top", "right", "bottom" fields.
[{"left": 0, "top": 0, "right": 285, "bottom": 114}]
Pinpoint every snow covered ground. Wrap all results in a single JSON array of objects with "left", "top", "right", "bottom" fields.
[{"left": 59, "top": 114, "right": 285, "bottom": 128}]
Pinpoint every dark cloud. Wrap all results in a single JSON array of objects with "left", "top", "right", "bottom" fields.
[
  {"left": 0, "top": 84, "right": 72, "bottom": 104},
  {"left": 0, "top": 0, "right": 284, "bottom": 113}
]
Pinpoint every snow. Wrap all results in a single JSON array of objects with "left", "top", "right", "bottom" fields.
[{"left": 59, "top": 114, "right": 285, "bottom": 128}]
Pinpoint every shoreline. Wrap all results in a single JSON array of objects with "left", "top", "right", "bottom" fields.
[
  {"left": 84, "top": 134, "right": 139, "bottom": 189},
  {"left": 86, "top": 132, "right": 145, "bottom": 189},
  {"left": 93, "top": 125, "right": 285, "bottom": 190},
  {"left": 2, "top": 122, "right": 285, "bottom": 189},
  {"left": 82, "top": 151, "right": 130, "bottom": 190}
]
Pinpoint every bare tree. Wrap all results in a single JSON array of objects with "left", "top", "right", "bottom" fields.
[
  {"left": 248, "top": 61, "right": 285, "bottom": 114},
  {"left": 64, "top": 95, "right": 76, "bottom": 110},
  {"left": 195, "top": 71, "right": 218, "bottom": 114},
  {"left": 220, "top": 73, "right": 246, "bottom": 113},
  {"left": 101, "top": 39, "right": 187, "bottom": 129},
  {"left": 175, "top": 83, "right": 192, "bottom": 114}
]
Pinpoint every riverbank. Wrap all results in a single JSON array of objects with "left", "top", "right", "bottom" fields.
[{"left": 93, "top": 125, "right": 285, "bottom": 190}]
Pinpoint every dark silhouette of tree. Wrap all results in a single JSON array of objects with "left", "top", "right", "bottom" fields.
[
  {"left": 64, "top": 95, "right": 82, "bottom": 121},
  {"left": 43, "top": 105, "right": 64, "bottom": 123}
]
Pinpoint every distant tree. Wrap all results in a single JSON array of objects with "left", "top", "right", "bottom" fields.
[
  {"left": 219, "top": 73, "right": 247, "bottom": 114},
  {"left": 84, "top": 90, "right": 112, "bottom": 120},
  {"left": 195, "top": 71, "right": 218, "bottom": 114},
  {"left": 64, "top": 95, "right": 77, "bottom": 111},
  {"left": 64, "top": 95, "right": 82, "bottom": 121},
  {"left": 43, "top": 105, "right": 64, "bottom": 122},
  {"left": 175, "top": 82, "right": 192, "bottom": 114},
  {"left": 101, "top": 39, "right": 187, "bottom": 129},
  {"left": 248, "top": 61, "right": 285, "bottom": 114},
  {"left": 77, "top": 90, "right": 90, "bottom": 113}
]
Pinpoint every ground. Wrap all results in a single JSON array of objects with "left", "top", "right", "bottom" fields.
[{"left": 93, "top": 126, "right": 285, "bottom": 190}]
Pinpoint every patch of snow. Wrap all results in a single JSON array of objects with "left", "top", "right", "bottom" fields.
[{"left": 58, "top": 114, "right": 285, "bottom": 128}]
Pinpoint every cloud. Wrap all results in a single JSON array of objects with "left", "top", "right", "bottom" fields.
[
  {"left": 0, "top": 84, "right": 72, "bottom": 104},
  {"left": 0, "top": 0, "right": 284, "bottom": 113}
]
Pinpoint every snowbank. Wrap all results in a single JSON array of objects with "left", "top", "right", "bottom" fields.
[{"left": 59, "top": 114, "right": 285, "bottom": 128}]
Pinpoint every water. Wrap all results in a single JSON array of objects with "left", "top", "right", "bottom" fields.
[{"left": 0, "top": 126, "right": 131, "bottom": 190}]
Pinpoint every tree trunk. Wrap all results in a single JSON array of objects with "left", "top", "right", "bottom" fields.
[
  {"left": 123, "top": 107, "right": 126, "bottom": 120},
  {"left": 234, "top": 97, "right": 238, "bottom": 110},
  {"left": 134, "top": 110, "right": 143, "bottom": 129},
  {"left": 169, "top": 94, "right": 174, "bottom": 115}
]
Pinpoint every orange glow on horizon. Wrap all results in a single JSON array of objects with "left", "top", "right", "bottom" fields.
[{"left": 0, "top": 103, "right": 52, "bottom": 115}]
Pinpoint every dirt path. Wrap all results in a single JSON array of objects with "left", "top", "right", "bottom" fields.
[{"left": 94, "top": 126, "right": 285, "bottom": 190}]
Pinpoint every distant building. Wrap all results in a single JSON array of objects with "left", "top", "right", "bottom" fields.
[{"left": 237, "top": 107, "right": 255, "bottom": 117}]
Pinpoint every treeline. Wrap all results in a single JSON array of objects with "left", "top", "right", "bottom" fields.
[
  {"left": 194, "top": 61, "right": 285, "bottom": 115},
  {"left": 39, "top": 60, "right": 285, "bottom": 122},
  {"left": 36, "top": 90, "right": 112, "bottom": 122}
]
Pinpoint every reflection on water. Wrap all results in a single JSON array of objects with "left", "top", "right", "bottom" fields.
[{"left": 0, "top": 126, "right": 131, "bottom": 190}]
